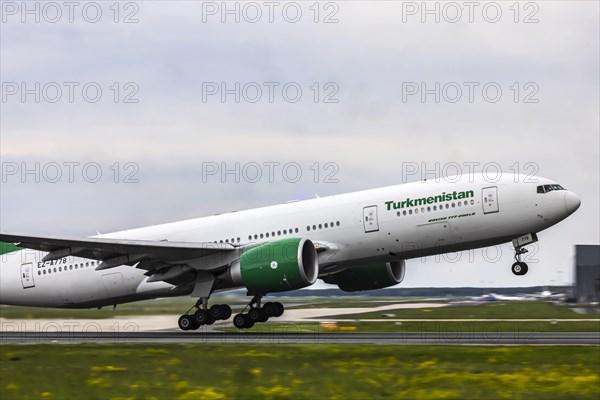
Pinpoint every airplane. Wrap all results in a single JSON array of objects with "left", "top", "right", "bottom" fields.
[
  {"left": 471, "top": 293, "right": 530, "bottom": 302},
  {"left": 0, "top": 174, "right": 581, "bottom": 330}
]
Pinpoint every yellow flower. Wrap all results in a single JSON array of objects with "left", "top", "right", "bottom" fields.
[
  {"left": 167, "top": 357, "right": 182, "bottom": 366},
  {"left": 250, "top": 367, "right": 263, "bottom": 377},
  {"left": 417, "top": 360, "right": 437, "bottom": 370},
  {"left": 256, "top": 385, "right": 292, "bottom": 398},
  {"left": 91, "top": 365, "right": 127, "bottom": 372},
  {"left": 173, "top": 381, "right": 190, "bottom": 391},
  {"left": 177, "top": 388, "right": 226, "bottom": 400}
]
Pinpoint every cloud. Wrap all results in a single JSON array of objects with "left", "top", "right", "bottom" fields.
[{"left": 1, "top": 1, "right": 598, "bottom": 287}]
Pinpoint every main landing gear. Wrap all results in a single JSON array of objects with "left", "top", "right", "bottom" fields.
[
  {"left": 511, "top": 246, "right": 529, "bottom": 276},
  {"left": 232, "top": 295, "right": 284, "bottom": 329},
  {"left": 178, "top": 298, "right": 232, "bottom": 331}
]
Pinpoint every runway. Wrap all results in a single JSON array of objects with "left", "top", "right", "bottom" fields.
[{"left": 2, "top": 330, "right": 598, "bottom": 345}]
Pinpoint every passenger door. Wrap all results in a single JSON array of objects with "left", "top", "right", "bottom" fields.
[
  {"left": 20, "top": 262, "right": 35, "bottom": 289},
  {"left": 363, "top": 205, "right": 379, "bottom": 233},
  {"left": 482, "top": 186, "right": 499, "bottom": 214}
]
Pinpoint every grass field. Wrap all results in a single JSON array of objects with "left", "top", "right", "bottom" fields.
[{"left": 1, "top": 344, "right": 599, "bottom": 400}]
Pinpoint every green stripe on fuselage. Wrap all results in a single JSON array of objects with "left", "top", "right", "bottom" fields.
[{"left": 0, "top": 242, "right": 23, "bottom": 255}]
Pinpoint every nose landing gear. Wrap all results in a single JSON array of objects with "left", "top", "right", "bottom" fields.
[
  {"left": 511, "top": 246, "right": 529, "bottom": 276},
  {"left": 510, "top": 234, "right": 538, "bottom": 276}
]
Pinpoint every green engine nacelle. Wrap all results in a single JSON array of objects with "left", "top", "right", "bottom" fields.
[
  {"left": 323, "top": 261, "right": 406, "bottom": 292},
  {"left": 229, "top": 238, "right": 319, "bottom": 294}
]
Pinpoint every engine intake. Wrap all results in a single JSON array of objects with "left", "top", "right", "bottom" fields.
[{"left": 229, "top": 238, "right": 318, "bottom": 293}]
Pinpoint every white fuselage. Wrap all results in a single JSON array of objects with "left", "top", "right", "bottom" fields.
[{"left": 0, "top": 174, "right": 581, "bottom": 308}]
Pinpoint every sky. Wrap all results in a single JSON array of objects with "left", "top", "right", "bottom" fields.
[{"left": 1, "top": 1, "right": 598, "bottom": 288}]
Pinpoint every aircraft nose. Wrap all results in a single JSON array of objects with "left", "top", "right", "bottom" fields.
[{"left": 564, "top": 191, "right": 581, "bottom": 215}]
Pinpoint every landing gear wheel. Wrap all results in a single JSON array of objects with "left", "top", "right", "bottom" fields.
[
  {"left": 262, "top": 302, "right": 276, "bottom": 317},
  {"left": 194, "top": 309, "right": 211, "bottom": 325},
  {"left": 178, "top": 315, "right": 194, "bottom": 331},
  {"left": 249, "top": 308, "right": 267, "bottom": 323},
  {"left": 272, "top": 302, "right": 284, "bottom": 317},
  {"left": 209, "top": 304, "right": 232, "bottom": 320},
  {"left": 221, "top": 305, "right": 232, "bottom": 320},
  {"left": 511, "top": 262, "right": 528, "bottom": 276},
  {"left": 233, "top": 313, "right": 254, "bottom": 329}
]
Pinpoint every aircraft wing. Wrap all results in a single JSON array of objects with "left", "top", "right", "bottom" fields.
[{"left": 0, "top": 232, "right": 237, "bottom": 272}]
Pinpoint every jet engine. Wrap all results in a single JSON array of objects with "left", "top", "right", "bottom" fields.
[
  {"left": 323, "top": 260, "right": 406, "bottom": 292},
  {"left": 228, "top": 238, "right": 318, "bottom": 293}
]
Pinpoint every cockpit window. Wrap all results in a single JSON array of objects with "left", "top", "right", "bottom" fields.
[{"left": 537, "top": 184, "right": 566, "bottom": 194}]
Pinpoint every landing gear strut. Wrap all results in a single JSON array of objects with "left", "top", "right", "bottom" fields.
[
  {"left": 511, "top": 246, "right": 529, "bottom": 276},
  {"left": 178, "top": 298, "right": 232, "bottom": 331},
  {"left": 233, "top": 295, "right": 284, "bottom": 329}
]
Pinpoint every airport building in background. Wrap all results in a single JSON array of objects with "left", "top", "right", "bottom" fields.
[{"left": 574, "top": 245, "right": 600, "bottom": 302}]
